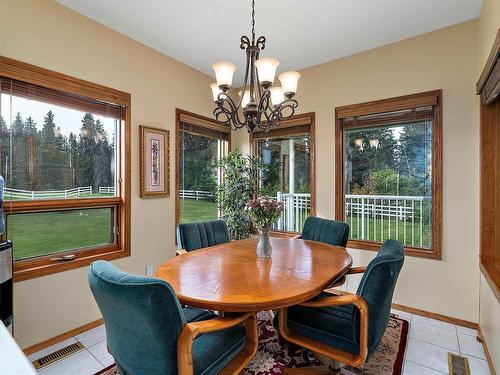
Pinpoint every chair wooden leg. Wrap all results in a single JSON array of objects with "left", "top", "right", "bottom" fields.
[
  {"left": 219, "top": 314, "right": 259, "bottom": 374},
  {"left": 267, "top": 309, "right": 275, "bottom": 321}
]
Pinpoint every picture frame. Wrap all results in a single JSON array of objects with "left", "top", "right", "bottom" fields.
[{"left": 140, "top": 125, "right": 169, "bottom": 198}]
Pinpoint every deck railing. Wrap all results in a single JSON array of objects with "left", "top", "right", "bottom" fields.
[
  {"left": 345, "top": 194, "right": 431, "bottom": 248},
  {"left": 177, "top": 189, "right": 430, "bottom": 247},
  {"left": 275, "top": 192, "right": 311, "bottom": 233}
]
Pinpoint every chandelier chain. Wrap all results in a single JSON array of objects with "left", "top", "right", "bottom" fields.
[{"left": 251, "top": 0, "right": 255, "bottom": 44}]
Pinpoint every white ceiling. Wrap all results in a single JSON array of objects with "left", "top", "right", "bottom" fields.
[{"left": 56, "top": 0, "right": 483, "bottom": 85}]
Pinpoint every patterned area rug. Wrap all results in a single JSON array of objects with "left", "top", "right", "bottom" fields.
[{"left": 96, "top": 312, "right": 408, "bottom": 375}]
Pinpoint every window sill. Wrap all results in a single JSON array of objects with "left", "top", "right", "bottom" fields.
[
  {"left": 13, "top": 246, "right": 130, "bottom": 282},
  {"left": 346, "top": 239, "right": 441, "bottom": 260},
  {"left": 480, "top": 262, "right": 500, "bottom": 303}
]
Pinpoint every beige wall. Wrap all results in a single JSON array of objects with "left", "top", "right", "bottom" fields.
[
  {"left": 235, "top": 21, "right": 481, "bottom": 322},
  {"left": 477, "top": 0, "right": 500, "bottom": 371},
  {"left": 0, "top": 0, "right": 492, "bottom": 354},
  {"left": 0, "top": 0, "right": 214, "bottom": 348}
]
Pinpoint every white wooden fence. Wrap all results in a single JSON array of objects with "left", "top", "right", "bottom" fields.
[
  {"left": 4, "top": 186, "right": 117, "bottom": 200},
  {"left": 98, "top": 187, "right": 115, "bottom": 195},
  {"left": 179, "top": 190, "right": 215, "bottom": 201},
  {"left": 4, "top": 186, "right": 93, "bottom": 200}
]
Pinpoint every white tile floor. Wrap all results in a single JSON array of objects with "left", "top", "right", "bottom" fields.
[{"left": 30, "top": 310, "right": 491, "bottom": 375}]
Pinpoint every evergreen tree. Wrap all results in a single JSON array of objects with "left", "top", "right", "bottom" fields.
[
  {"left": 11, "top": 112, "right": 28, "bottom": 189},
  {"left": 68, "top": 132, "right": 78, "bottom": 187},
  {"left": 397, "top": 121, "right": 432, "bottom": 195},
  {"left": 38, "top": 111, "right": 67, "bottom": 189},
  {"left": 24, "top": 116, "right": 38, "bottom": 190},
  {"left": 93, "top": 120, "right": 112, "bottom": 189},
  {"left": 179, "top": 131, "right": 217, "bottom": 194},
  {"left": 346, "top": 127, "right": 397, "bottom": 194},
  {"left": 0, "top": 116, "right": 8, "bottom": 178},
  {"left": 76, "top": 113, "right": 97, "bottom": 189}
]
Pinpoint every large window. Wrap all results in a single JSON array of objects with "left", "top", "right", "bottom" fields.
[
  {"left": 335, "top": 91, "right": 441, "bottom": 259},
  {"left": 478, "top": 30, "right": 500, "bottom": 298},
  {"left": 0, "top": 56, "right": 130, "bottom": 280},
  {"left": 176, "top": 109, "right": 230, "bottom": 225},
  {"left": 251, "top": 113, "right": 315, "bottom": 233}
]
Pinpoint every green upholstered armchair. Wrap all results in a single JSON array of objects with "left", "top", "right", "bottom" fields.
[
  {"left": 176, "top": 220, "right": 230, "bottom": 255},
  {"left": 277, "top": 239, "right": 404, "bottom": 372},
  {"left": 299, "top": 217, "right": 350, "bottom": 248},
  {"left": 88, "top": 261, "right": 257, "bottom": 375}
]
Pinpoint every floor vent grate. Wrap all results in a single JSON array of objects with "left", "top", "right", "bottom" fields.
[
  {"left": 448, "top": 352, "right": 471, "bottom": 375},
  {"left": 32, "top": 341, "right": 85, "bottom": 370}
]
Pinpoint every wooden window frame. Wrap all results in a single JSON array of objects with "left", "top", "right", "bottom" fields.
[
  {"left": 174, "top": 108, "right": 231, "bottom": 229},
  {"left": 249, "top": 112, "right": 316, "bottom": 235},
  {"left": 477, "top": 29, "right": 500, "bottom": 301},
  {"left": 335, "top": 91, "right": 442, "bottom": 259},
  {"left": 0, "top": 56, "right": 131, "bottom": 282}
]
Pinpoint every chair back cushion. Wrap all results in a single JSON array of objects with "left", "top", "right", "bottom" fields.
[
  {"left": 354, "top": 239, "right": 404, "bottom": 354},
  {"left": 177, "top": 219, "right": 230, "bottom": 252},
  {"left": 88, "top": 261, "right": 186, "bottom": 375},
  {"left": 300, "top": 217, "right": 350, "bottom": 247}
]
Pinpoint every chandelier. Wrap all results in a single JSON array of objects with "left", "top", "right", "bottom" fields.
[{"left": 210, "top": 0, "right": 301, "bottom": 133}]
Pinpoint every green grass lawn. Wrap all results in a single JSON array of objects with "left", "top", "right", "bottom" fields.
[
  {"left": 180, "top": 199, "right": 218, "bottom": 223},
  {"left": 8, "top": 208, "right": 112, "bottom": 260},
  {"left": 346, "top": 215, "right": 431, "bottom": 248}
]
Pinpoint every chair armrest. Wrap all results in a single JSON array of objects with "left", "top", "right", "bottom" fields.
[
  {"left": 326, "top": 265, "right": 367, "bottom": 288},
  {"left": 176, "top": 249, "right": 187, "bottom": 256},
  {"left": 183, "top": 312, "right": 253, "bottom": 335},
  {"left": 278, "top": 292, "right": 369, "bottom": 368},
  {"left": 177, "top": 312, "right": 257, "bottom": 375},
  {"left": 347, "top": 266, "right": 367, "bottom": 274}
]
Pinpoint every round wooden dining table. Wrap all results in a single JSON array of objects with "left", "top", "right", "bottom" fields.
[{"left": 156, "top": 237, "right": 353, "bottom": 312}]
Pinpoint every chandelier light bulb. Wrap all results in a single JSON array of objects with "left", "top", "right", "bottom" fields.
[
  {"left": 212, "top": 62, "right": 236, "bottom": 88},
  {"left": 239, "top": 90, "right": 251, "bottom": 108},
  {"left": 210, "top": 82, "right": 223, "bottom": 102},
  {"left": 369, "top": 139, "right": 380, "bottom": 149},
  {"left": 354, "top": 138, "right": 364, "bottom": 150},
  {"left": 255, "top": 57, "right": 279, "bottom": 87},
  {"left": 270, "top": 86, "right": 285, "bottom": 106},
  {"left": 278, "top": 71, "right": 301, "bottom": 96}
]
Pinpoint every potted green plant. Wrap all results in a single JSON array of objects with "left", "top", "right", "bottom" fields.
[{"left": 216, "top": 149, "right": 263, "bottom": 240}]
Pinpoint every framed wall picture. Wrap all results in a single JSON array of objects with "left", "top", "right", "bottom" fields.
[{"left": 140, "top": 126, "right": 169, "bottom": 198}]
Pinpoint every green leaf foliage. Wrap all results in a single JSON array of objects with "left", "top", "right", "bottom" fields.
[{"left": 216, "top": 149, "right": 265, "bottom": 240}]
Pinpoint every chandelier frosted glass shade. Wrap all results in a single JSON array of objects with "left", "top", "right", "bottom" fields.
[
  {"left": 212, "top": 62, "right": 237, "bottom": 88},
  {"left": 278, "top": 71, "right": 301, "bottom": 96},
  {"left": 239, "top": 90, "right": 251, "bottom": 108},
  {"left": 210, "top": 82, "right": 223, "bottom": 102},
  {"left": 210, "top": 0, "right": 300, "bottom": 133},
  {"left": 270, "top": 86, "right": 285, "bottom": 106},
  {"left": 255, "top": 57, "right": 279, "bottom": 85}
]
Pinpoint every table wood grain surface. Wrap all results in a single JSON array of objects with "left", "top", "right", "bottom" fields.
[{"left": 156, "top": 237, "right": 353, "bottom": 312}]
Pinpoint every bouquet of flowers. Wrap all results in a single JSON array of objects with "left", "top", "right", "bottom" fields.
[{"left": 245, "top": 196, "right": 285, "bottom": 230}]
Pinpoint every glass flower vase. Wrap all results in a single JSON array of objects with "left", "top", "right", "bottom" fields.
[{"left": 256, "top": 227, "right": 272, "bottom": 258}]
